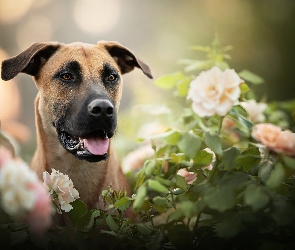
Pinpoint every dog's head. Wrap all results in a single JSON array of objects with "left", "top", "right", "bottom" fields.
[{"left": 1, "top": 41, "right": 152, "bottom": 162}]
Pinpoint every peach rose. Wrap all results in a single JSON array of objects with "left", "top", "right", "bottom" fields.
[
  {"left": 251, "top": 123, "right": 281, "bottom": 150},
  {"left": 275, "top": 130, "right": 295, "bottom": 156},
  {"left": 252, "top": 123, "right": 295, "bottom": 156},
  {"left": 187, "top": 66, "right": 242, "bottom": 117}
]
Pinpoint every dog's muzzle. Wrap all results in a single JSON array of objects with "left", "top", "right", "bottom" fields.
[{"left": 56, "top": 99, "right": 116, "bottom": 162}]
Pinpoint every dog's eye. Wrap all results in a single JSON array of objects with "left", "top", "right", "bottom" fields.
[
  {"left": 107, "top": 73, "right": 118, "bottom": 82},
  {"left": 60, "top": 73, "right": 73, "bottom": 81}
]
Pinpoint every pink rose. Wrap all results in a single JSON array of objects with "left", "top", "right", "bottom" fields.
[
  {"left": 0, "top": 146, "right": 13, "bottom": 168},
  {"left": 252, "top": 123, "right": 295, "bottom": 156},
  {"left": 25, "top": 182, "right": 53, "bottom": 235},
  {"left": 251, "top": 123, "right": 281, "bottom": 150},
  {"left": 0, "top": 158, "right": 52, "bottom": 235},
  {"left": 275, "top": 130, "right": 295, "bottom": 156},
  {"left": 177, "top": 168, "right": 197, "bottom": 184}
]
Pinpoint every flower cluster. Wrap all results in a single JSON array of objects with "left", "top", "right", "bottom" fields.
[
  {"left": 252, "top": 123, "right": 295, "bottom": 156},
  {"left": 240, "top": 99, "right": 267, "bottom": 123},
  {"left": 0, "top": 146, "right": 52, "bottom": 235},
  {"left": 43, "top": 169, "right": 79, "bottom": 213},
  {"left": 187, "top": 66, "right": 243, "bottom": 117}
]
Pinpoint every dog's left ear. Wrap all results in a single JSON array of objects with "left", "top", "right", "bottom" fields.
[{"left": 100, "top": 41, "right": 153, "bottom": 79}]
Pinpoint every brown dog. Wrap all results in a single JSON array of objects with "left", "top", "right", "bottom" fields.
[{"left": 1, "top": 41, "right": 152, "bottom": 219}]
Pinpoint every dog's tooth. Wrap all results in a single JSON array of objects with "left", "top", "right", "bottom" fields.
[
  {"left": 79, "top": 138, "right": 85, "bottom": 149},
  {"left": 72, "top": 141, "right": 81, "bottom": 150}
]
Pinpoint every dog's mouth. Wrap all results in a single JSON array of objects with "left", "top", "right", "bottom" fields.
[{"left": 58, "top": 129, "right": 112, "bottom": 162}]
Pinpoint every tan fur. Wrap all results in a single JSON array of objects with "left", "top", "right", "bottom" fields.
[{"left": 1, "top": 41, "right": 152, "bottom": 223}]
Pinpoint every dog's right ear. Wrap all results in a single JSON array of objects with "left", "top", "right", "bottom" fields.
[{"left": 1, "top": 42, "right": 60, "bottom": 81}]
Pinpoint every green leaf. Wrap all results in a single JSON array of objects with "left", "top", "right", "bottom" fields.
[
  {"left": 152, "top": 130, "right": 181, "bottom": 145},
  {"left": 192, "top": 150, "right": 213, "bottom": 169},
  {"left": 215, "top": 61, "right": 229, "bottom": 70},
  {"left": 175, "top": 174, "right": 188, "bottom": 190},
  {"left": 84, "top": 210, "right": 101, "bottom": 231},
  {"left": 170, "top": 153, "right": 186, "bottom": 163},
  {"left": 106, "top": 215, "right": 119, "bottom": 232},
  {"left": 176, "top": 77, "right": 191, "bottom": 97},
  {"left": 152, "top": 196, "right": 167, "bottom": 207},
  {"left": 133, "top": 185, "right": 147, "bottom": 211},
  {"left": 239, "top": 69, "right": 264, "bottom": 85},
  {"left": 190, "top": 45, "right": 211, "bottom": 52},
  {"left": 179, "top": 201, "right": 198, "bottom": 217},
  {"left": 152, "top": 196, "right": 168, "bottom": 212},
  {"left": 236, "top": 146, "right": 261, "bottom": 171},
  {"left": 144, "top": 159, "right": 156, "bottom": 176},
  {"left": 266, "top": 163, "right": 285, "bottom": 189},
  {"left": 282, "top": 155, "right": 295, "bottom": 170},
  {"left": 164, "top": 131, "right": 181, "bottom": 145},
  {"left": 168, "top": 209, "right": 184, "bottom": 222},
  {"left": 215, "top": 171, "right": 249, "bottom": 190},
  {"left": 220, "top": 147, "right": 240, "bottom": 170},
  {"left": 240, "top": 83, "right": 251, "bottom": 96},
  {"left": 136, "top": 224, "right": 152, "bottom": 236},
  {"left": 67, "top": 200, "right": 88, "bottom": 226},
  {"left": 114, "top": 197, "right": 131, "bottom": 212},
  {"left": 258, "top": 160, "right": 274, "bottom": 183},
  {"left": 203, "top": 187, "right": 234, "bottom": 212},
  {"left": 178, "top": 132, "right": 202, "bottom": 159},
  {"left": 244, "top": 184, "right": 270, "bottom": 211},
  {"left": 216, "top": 214, "right": 243, "bottom": 239},
  {"left": 156, "top": 176, "right": 173, "bottom": 186},
  {"left": 154, "top": 71, "right": 185, "bottom": 89},
  {"left": 148, "top": 179, "right": 169, "bottom": 193},
  {"left": 204, "top": 132, "right": 223, "bottom": 156}
]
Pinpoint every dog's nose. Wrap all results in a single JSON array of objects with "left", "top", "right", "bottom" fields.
[{"left": 88, "top": 99, "right": 114, "bottom": 117}]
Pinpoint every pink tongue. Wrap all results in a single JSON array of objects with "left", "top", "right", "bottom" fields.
[{"left": 83, "top": 137, "right": 109, "bottom": 155}]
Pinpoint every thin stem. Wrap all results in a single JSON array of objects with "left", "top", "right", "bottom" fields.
[
  {"left": 218, "top": 116, "right": 225, "bottom": 134},
  {"left": 170, "top": 190, "right": 177, "bottom": 210},
  {"left": 195, "top": 212, "right": 201, "bottom": 229}
]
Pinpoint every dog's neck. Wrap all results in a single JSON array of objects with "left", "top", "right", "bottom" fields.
[{"left": 31, "top": 95, "right": 109, "bottom": 208}]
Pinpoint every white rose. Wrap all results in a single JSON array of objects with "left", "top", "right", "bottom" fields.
[
  {"left": 240, "top": 99, "right": 267, "bottom": 123},
  {"left": 0, "top": 160, "right": 38, "bottom": 217},
  {"left": 187, "top": 66, "right": 243, "bottom": 117},
  {"left": 43, "top": 169, "right": 79, "bottom": 213}
]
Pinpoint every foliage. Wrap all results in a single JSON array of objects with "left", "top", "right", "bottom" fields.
[{"left": 1, "top": 37, "right": 295, "bottom": 249}]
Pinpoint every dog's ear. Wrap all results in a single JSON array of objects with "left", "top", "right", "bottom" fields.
[
  {"left": 1, "top": 42, "right": 60, "bottom": 81},
  {"left": 100, "top": 41, "right": 153, "bottom": 79}
]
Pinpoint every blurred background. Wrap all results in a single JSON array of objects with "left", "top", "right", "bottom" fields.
[{"left": 0, "top": 0, "right": 295, "bottom": 161}]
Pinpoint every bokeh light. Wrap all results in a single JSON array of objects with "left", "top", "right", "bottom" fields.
[
  {"left": 73, "top": 0, "right": 120, "bottom": 35},
  {"left": 16, "top": 14, "right": 53, "bottom": 51},
  {"left": 0, "top": 0, "right": 33, "bottom": 24}
]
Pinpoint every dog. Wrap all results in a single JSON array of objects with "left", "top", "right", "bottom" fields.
[{"left": 1, "top": 41, "right": 152, "bottom": 223}]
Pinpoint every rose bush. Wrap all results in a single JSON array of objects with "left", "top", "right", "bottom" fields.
[{"left": 1, "top": 37, "right": 295, "bottom": 249}]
